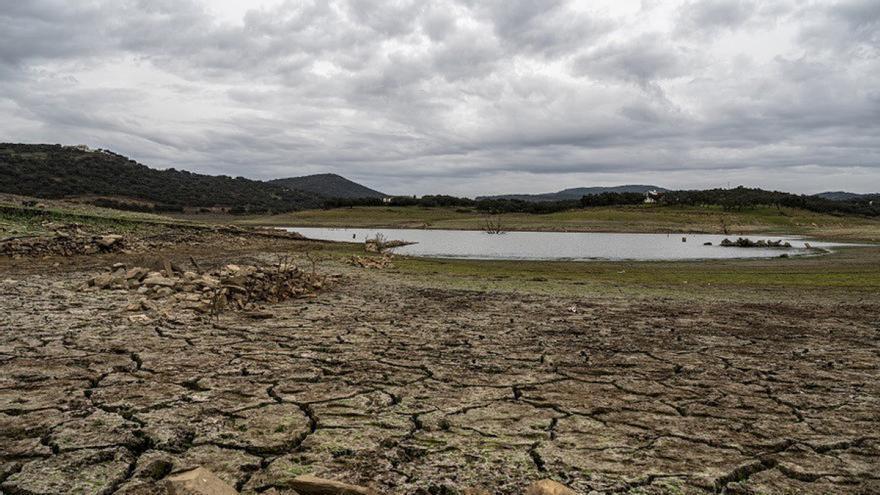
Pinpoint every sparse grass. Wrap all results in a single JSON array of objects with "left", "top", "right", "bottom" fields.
[
  {"left": 285, "top": 464, "right": 312, "bottom": 478},
  {"left": 0, "top": 206, "right": 172, "bottom": 237},
  {"left": 0, "top": 196, "right": 204, "bottom": 238},
  {"left": 376, "top": 246, "right": 880, "bottom": 300}
]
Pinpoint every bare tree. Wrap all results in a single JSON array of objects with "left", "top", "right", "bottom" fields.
[{"left": 484, "top": 216, "right": 506, "bottom": 234}]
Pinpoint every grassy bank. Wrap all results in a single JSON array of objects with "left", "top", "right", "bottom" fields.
[
  {"left": 378, "top": 246, "right": 880, "bottom": 300},
  {"left": 236, "top": 205, "right": 880, "bottom": 241}
]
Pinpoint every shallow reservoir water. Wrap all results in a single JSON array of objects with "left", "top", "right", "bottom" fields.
[{"left": 283, "top": 227, "right": 854, "bottom": 261}]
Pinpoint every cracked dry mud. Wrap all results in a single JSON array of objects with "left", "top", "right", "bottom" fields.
[{"left": 2, "top": 262, "right": 879, "bottom": 495}]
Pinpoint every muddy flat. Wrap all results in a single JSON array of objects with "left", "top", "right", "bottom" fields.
[{"left": 2, "top": 241, "right": 879, "bottom": 494}]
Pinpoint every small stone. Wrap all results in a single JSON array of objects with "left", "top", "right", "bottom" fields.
[
  {"left": 524, "top": 479, "right": 577, "bottom": 495},
  {"left": 143, "top": 276, "right": 176, "bottom": 287},
  {"left": 165, "top": 467, "right": 238, "bottom": 495},
  {"left": 126, "top": 267, "right": 149, "bottom": 280},
  {"left": 128, "top": 314, "right": 152, "bottom": 324},
  {"left": 288, "top": 474, "right": 377, "bottom": 495},
  {"left": 91, "top": 273, "right": 114, "bottom": 288},
  {"left": 97, "top": 234, "right": 124, "bottom": 248}
]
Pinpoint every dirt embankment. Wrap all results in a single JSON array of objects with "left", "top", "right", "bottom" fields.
[{"left": 1, "top": 233, "right": 879, "bottom": 494}]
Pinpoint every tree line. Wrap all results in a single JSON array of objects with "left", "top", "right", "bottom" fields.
[{"left": 323, "top": 187, "right": 880, "bottom": 217}]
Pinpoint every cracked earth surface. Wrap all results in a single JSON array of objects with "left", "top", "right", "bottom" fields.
[{"left": 2, "top": 259, "right": 879, "bottom": 494}]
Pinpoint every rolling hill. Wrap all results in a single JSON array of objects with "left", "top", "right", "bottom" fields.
[
  {"left": 814, "top": 191, "right": 879, "bottom": 201},
  {"left": 478, "top": 185, "right": 665, "bottom": 202},
  {"left": 270, "top": 174, "right": 385, "bottom": 199},
  {"left": 0, "top": 144, "right": 380, "bottom": 213}
]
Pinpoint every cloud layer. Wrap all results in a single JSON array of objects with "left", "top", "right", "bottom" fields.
[{"left": 1, "top": 0, "right": 879, "bottom": 195}]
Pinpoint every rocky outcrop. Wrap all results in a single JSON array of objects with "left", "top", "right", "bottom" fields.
[{"left": 719, "top": 237, "right": 792, "bottom": 248}]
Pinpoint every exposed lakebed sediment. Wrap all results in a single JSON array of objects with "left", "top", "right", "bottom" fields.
[{"left": 1, "top": 254, "right": 878, "bottom": 494}]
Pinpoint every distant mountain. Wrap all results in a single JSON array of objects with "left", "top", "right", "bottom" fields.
[
  {"left": 814, "top": 191, "right": 879, "bottom": 201},
  {"left": 478, "top": 185, "right": 665, "bottom": 202},
  {"left": 270, "top": 173, "right": 386, "bottom": 199},
  {"left": 0, "top": 143, "right": 322, "bottom": 213}
]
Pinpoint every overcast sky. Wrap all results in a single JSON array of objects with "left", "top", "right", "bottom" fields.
[{"left": 2, "top": 0, "right": 879, "bottom": 196}]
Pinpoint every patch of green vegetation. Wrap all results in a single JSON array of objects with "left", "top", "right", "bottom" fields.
[
  {"left": 0, "top": 202, "right": 204, "bottom": 238},
  {"left": 285, "top": 463, "right": 312, "bottom": 478},
  {"left": 657, "top": 480, "right": 685, "bottom": 495}
]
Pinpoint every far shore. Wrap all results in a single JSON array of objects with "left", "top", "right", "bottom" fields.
[{"left": 168, "top": 204, "right": 880, "bottom": 242}]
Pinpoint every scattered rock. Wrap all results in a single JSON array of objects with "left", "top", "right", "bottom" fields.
[{"left": 165, "top": 467, "right": 238, "bottom": 495}]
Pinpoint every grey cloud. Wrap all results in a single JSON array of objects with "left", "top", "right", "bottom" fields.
[
  {"left": 0, "top": 0, "right": 878, "bottom": 195},
  {"left": 572, "top": 34, "right": 695, "bottom": 88},
  {"left": 676, "top": 0, "right": 757, "bottom": 38},
  {"left": 473, "top": 0, "right": 610, "bottom": 57},
  {"left": 797, "top": 0, "right": 880, "bottom": 56}
]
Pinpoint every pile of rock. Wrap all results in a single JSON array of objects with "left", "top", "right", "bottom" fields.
[
  {"left": 0, "top": 233, "right": 125, "bottom": 258},
  {"left": 82, "top": 261, "right": 334, "bottom": 314},
  {"left": 350, "top": 255, "right": 394, "bottom": 269},
  {"left": 719, "top": 237, "right": 792, "bottom": 248}
]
